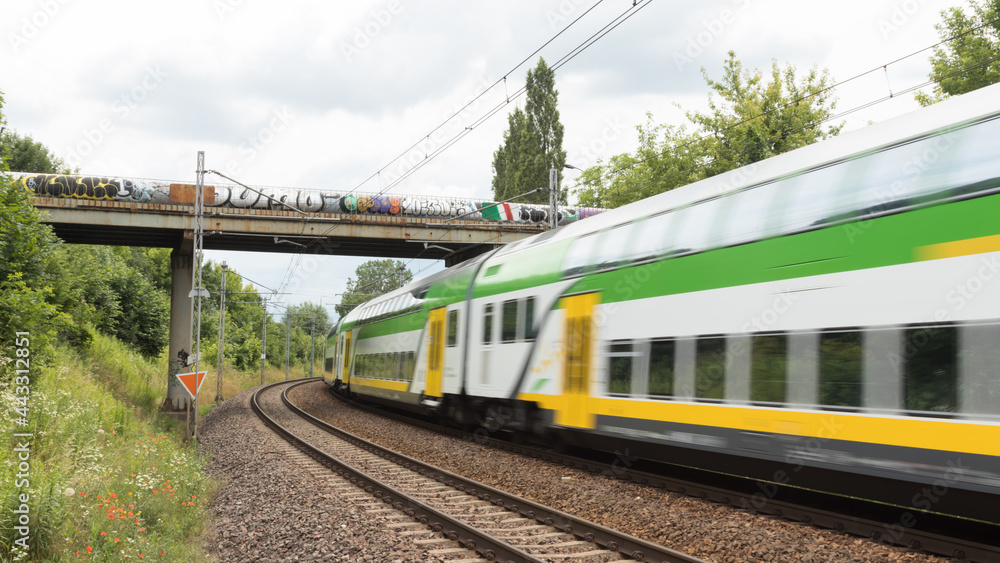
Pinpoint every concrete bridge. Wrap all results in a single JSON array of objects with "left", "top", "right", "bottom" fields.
[{"left": 17, "top": 172, "right": 604, "bottom": 412}]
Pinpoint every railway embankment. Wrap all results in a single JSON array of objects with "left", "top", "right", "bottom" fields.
[{"left": 0, "top": 333, "right": 214, "bottom": 562}]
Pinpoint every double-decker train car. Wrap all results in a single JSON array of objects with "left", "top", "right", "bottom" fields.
[{"left": 325, "top": 83, "right": 1000, "bottom": 522}]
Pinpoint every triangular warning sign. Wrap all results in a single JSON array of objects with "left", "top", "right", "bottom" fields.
[{"left": 175, "top": 371, "right": 208, "bottom": 399}]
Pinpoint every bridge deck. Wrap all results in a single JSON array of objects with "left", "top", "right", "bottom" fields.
[{"left": 35, "top": 197, "right": 544, "bottom": 261}]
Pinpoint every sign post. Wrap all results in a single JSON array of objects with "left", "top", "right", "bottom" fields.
[{"left": 175, "top": 370, "right": 207, "bottom": 439}]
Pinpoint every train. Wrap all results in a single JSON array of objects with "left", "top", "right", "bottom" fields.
[{"left": 325, "top": 82, "right": 1000, "bottom": 523}]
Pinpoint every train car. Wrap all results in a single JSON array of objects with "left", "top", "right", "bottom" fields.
[{"left": 325, "top": 83, "right": 1000, "bottom": 522}]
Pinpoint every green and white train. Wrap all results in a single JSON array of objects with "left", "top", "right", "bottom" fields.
[{"left": 326, "top": 83, "right": 1000, "bottom": 521}]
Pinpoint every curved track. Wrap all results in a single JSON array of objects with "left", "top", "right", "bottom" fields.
[
  {"left": 323, "top": 386, "right": 1000, "bottom": 563},
  {"left": 252, "top": 379, "right": 708, "bottom": 563}
]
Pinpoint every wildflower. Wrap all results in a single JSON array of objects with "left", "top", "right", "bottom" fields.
[
  {"left": 114, "top": 537, "right": 119, "bottom": 543},
  {"left": 110, "top": 493, "right": 117, "bottom": 499},
  {"left": 65, "top": 487, "right": 76, "bottom": 497},
  {"left": 101, "top": 532, "right": 107, "bottom": 536},
  {"left": 86, "top": 546, "right": 93, "bottom": 553}
]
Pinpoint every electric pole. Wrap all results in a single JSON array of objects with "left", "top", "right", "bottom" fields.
[
  {"left": 215, "top": 261, "right": 227, "bottom": 403},
  {"left": 260, "top": 299, "right": 267, "bottom": 386}
]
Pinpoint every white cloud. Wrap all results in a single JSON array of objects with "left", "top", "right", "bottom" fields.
[{"left": 2, "top": 0, "right": 970, "bottom": 309}]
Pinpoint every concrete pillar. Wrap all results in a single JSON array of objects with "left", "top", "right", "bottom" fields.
[{"left": 164, "top": 245, "right": 193, "bottom": 411}]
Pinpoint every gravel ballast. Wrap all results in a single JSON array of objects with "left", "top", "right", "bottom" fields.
[
  {"left": 200, "top": 385, "right": 476, "bottom": 562},
  {"left": 283, "top": 380, "right": 949, "bottom": 563}
]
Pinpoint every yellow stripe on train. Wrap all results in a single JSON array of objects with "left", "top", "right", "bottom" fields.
[
  {"left": 916, "top": 233, "right": 1000, "bottom": 261},
  {"left": 518, "top": 393, "right": 1000, "bottom": 457}
]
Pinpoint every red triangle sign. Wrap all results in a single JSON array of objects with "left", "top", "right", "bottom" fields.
[{"left": 175, "top": 371, "right": 208, "bottom": 399}]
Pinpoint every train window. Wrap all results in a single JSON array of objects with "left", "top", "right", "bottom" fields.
[
  {"left": 818, "top": 330, "right": 862, "bottom": 408},
  {"left": 392, "top": 352, "right": 401, "bottom": 380},
  {"left": 524, "top": 297, "right": 537, "bottom": 341},
  {"left": 563, "top": 233, "right": 596, "bottom": 276},
  {"left": 649, "top": 338, "right": 675, "bottom": 397},
  {"left": 501, "top": 300, "right": 518, "bottom": 342},
  {"left": 608, "top": 341, "right": 634, "bottom": 395},
  {"left": 483, "top": 304, "right": 494, "bottom": 344},
  {"left": 324, "top": 357, "right": 334, "bottom": 373},
  {"left": 406, "top": 351, "right": 415, "bottom": 381},
  {"left": 774, "top": 163, "right": 849, "bottom": 233},
  {"left": 946, "top": 117, "right": 1000, "bottom": 198},
  {"left": 593, "top": 224, "right": 636, "bottom": 270},
  {"left": 622, "top": 213, "right": 673, "bottom": 263},
  {"left": 669, "top": 198, "right": 728, "bottom": 254},
  {"left": 904, "top": 326, "right": 957, "bottom": 413},
  {"left": 720, "top": 181, "right": 783, "bottom": 246},
  {"left": 447, "top": 310, "right": 458, "bottom": 347},
  {"left": 751, "top": 334, "right": 788, "bottom": 403},
  {"left": 695, "top": 337, "right": 726, "bottom": 400}
]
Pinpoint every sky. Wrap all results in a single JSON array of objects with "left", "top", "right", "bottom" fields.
[{"left": 1, "top": 0, "right": 969, "bottom": 319}]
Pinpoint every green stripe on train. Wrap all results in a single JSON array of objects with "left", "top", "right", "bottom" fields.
[{"left": 568, "top": 195, "right": 1000, "bottom": 303}]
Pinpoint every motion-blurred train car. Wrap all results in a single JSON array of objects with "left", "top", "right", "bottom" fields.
[{"left": 326, "top": 83, "right": 1000, "bottom": 522}]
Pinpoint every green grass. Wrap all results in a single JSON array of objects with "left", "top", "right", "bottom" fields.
[{"left": 0, "top": 331, "right": 326, "bottom": 562}]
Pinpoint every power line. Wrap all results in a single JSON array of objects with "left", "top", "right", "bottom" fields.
[
  {"left": 274, "top": 5, "right": 1000, "bottom": 311},
  {"left": 345, "top": 0, "right": 610, "bottom": 199}
]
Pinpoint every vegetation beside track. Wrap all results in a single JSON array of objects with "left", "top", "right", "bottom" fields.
[{"left": 0, "top": 330, "right": 323, "bottom": 562}]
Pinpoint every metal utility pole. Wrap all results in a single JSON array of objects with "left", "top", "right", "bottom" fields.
[
  {"left": 215, "top": 261, "right": 227, "bottom": 403},
  {"left": 260, "top": 299, "right": 268, "bottom": 386},
  {"left": 548, "top": 167, "right": 559, "bottom": 230},
  {"left": 189, "top": 151, "right": 208, "bottom": 441},
  {"left": 285, "top": 311, "right": 291, "bottom": 381},
  {"left": 309, "top": 317, "right": 316, "bottom": 379}
]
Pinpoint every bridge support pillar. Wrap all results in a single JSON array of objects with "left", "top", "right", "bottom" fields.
[{"left": 163, "top": 244, "right": 194, "bottom": 411}]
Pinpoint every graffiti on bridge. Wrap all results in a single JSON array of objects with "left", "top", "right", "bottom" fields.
[{"left": 15, "top": 172, "right": 604, "bottom": 225}]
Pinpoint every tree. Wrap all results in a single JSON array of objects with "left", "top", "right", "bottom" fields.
[
  {"left": 686, "top": 51, "right": 841, "bottom": 178},
  {"left": 576, "top": 115, "right": 705, "bottom": 208},
  {"left": 0, "top": 129, "right": 74, "bottom": 173},
  {"left": 0, "top": 90, "right": 60, "bottom": 349},
  {"left": 575, "top": 51, "right": 841, "bottom": 208},
  {"left": 492, "top": 57, "right": 567, "bottom": 205},
  {"left": 915, "top": 0, "right": 1000, "bottom": 106},
  {"left": 335, "top": 259, "right": 412, "bottom": 320}
]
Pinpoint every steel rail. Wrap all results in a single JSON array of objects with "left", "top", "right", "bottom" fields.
[
  {"left": 323, "top": 384, "right": 1000, "bottom": 563},
  {"left": 251, "top": 380, "right": 545, "bottom": 563},
  {"left": 281, "top": 380, "right": 708, "bottom": 563}
]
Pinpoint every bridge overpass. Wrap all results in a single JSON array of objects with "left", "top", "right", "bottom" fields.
[{"left": 17, "top": 172, "right": 604, "bottom": 411}]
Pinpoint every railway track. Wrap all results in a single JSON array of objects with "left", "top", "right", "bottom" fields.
[
  {"left": 252, "top": 379, "right": 708, "bottom": 563},
  {"left": 316, "top": 385, "right": 1000, "bottom": 563}
]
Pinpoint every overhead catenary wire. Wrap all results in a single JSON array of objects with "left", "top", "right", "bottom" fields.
[
  {"left": 344, "top": 0, "right": 610, "bottom": 200},
  {"left": 276, "top": 7, "right": 1000, "bottom": 312},
  {"left": 272, "top": 1, "right": 649, "bottom": 306}
]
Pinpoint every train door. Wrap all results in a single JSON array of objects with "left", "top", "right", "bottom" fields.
[
  {"left": 557, "top": 293, "right": 599, "bottom": 429},
  {"left": 426, "top": 307, "right": 446, "bottom": 398},
  {"left": 342, "top": 331, "right": 352, "bottom": 385}
]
